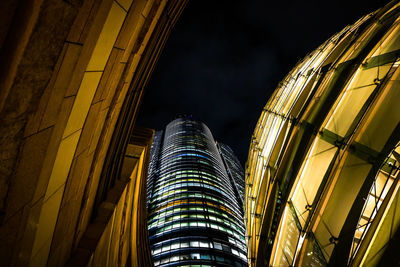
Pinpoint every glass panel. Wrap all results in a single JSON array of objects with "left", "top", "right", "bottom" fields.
[
  {"left": 314, "top": 154, "right": 372, "bottom": 260},
  {"left": 300, "top": 235, "right": 327, "bottom": 267},
  {"left": 170, "top": 255, "right": 179, "bottom": 262},
  {"left": 153, "top": 247, "right": 161, "bottom": 254},
  {"left": 214, "top": 242, "right": 222, "bottom": 250},
  {"left": 291, "top": 138, "right": 337, "bottom": 227},
  {"left": 190, "top": 241, "right": 199, "bottom": 247},
  {"left": 375, "top": 172, "right": 390, "bottom": 196},
  {"left": 199, "top": 241, "right": 209, "bottom": 248},
  {"left": 162, "top": 243, "right": 170, "bottom": 252},
  {"left": 360, "top": 178, "right": 400, "bottom": 266},
  {"left": 341, "top": 22, "right": 379, "bottom": 62},
  {"left": 191, "top": 253, "right": 200, "bottom": 260},
  {"left": 325, "top": 64, "right": 391, "bottom": 136},
  {"left": 348, "top": 145, "right": 399, "bottom": 262},
  {"left": 201, "top": 254, "right": 211, "bottom": 260},
  {"left": 272, "top": 206, "right": 301, "bottom": 266},
  {"left": 371, "top": 22, "right": 400, "bottom": 56},
  {"left": 357, "top": 70, "right": 400, "bottom": 151}
]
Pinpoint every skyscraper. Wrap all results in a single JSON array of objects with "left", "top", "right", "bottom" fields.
[
  {"left": 245, "top": 1, "right": 400, "bottom": 266},
  {"left": 147, "top": 118, "right": 248, "bottom": 267}
]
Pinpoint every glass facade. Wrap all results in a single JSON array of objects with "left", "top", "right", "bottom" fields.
[
  {"left": 147, "top": 118, "right": 247, "bottom": 267},
  {"left": 245, "top": 2, "right": 400, "bottom": 266}
]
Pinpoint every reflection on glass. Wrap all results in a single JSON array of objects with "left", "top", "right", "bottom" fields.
[
  {"left": 147, "top": 119, "right": 247, "bottom": 267},
  {"left": 348, "top": 145, "right": 400, "bottom": 263}
]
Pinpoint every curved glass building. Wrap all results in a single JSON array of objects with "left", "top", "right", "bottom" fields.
[
  {"left": 147, "top": 118, "right": 247, "bottom": 267},
  {"left": 245, "top": 1, "right": 400, "bottom": 266}
]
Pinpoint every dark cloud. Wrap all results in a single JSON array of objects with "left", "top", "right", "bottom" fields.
[{"left": 137, "top": 0, "right": 390, "bottom": 164}]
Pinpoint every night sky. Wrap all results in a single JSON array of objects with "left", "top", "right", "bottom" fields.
[{"left": 137, "top": 0, "right": 389, "bottom": 165}]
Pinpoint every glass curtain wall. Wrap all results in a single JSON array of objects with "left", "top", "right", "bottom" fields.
[
  {"left": 245, "top": 2, "right": 400, "bottom": 266},
  {"left": 147, "top": 118, "right": 248, "bottom": 267}
]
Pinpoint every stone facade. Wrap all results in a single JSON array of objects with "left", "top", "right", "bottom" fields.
[{"left": 0, "top": 0, "right": 187, "bottom": 266}]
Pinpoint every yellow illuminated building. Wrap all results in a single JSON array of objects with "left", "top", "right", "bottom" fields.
[
  {"left": 0, "top": 0, "right": 186, "bottom": 266},
  {"left": 245, "top": 1, "right": 400, "bottom": 266}
]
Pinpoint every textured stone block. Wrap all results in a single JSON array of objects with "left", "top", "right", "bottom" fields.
[
  {"left": 116, "top": 0, "right": 133, "bottom": 11},
  {"left": 44, "top": 129, "right": 81, "bottom": 201},
  {"left": 0, "top": 210, "right": 22, "bottom": 266},
  {"left": 114, "top": 0, "right": 142, "bottom": 50},
  {"left": 88, "top": 107, "right": 108, "bottom": 154},
  {"left": 86, "top": 2, "right": 126, "bottom": 72},
  {"left": 92, "top": 48, "right": 120, "bottom": 104},
  {"left": 100, "top": 61, "right": 126, "bottom": 110},
  {"left": 4, "top": 127, "right": 53, "bottom": 221},
  {"left": 39, "top": 43, "right": 83, "bottom": 131},
  {"left": 31, "top": 185, "right": 65, "bottom": 260},
  {"left": 23, "top": 43, "right": 68, "bottom": 137},
  {"left": 75, "top": 101, "right": 102, "bottom": 156},
  {"left": 32, "top": 96, "right": 75, "bottom": 205},
  {"left": 61, "top": 151, "right": 93, "bottom": 212},
  {"left": 66, "top": 0, "right": 98, "bottom": 44},
  {"left": 15, "top": 197, "right": 45, "bottom": 266},
  {"left": 63, "top": 72, "right": 102, "bottom": 138}
]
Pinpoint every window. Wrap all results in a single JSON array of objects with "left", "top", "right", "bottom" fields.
[
  {"left": 190, "top": 241, "right": 199, "bottom": 247},
  {"left": 153, "top": 247, "right": 161, "bottom": 254},
  {"left": 161, "top": 243, "right": 170, "bottom": 252},
  {"left": 201, "top": 254, "right": 211, "bottom": 260},
  {"left": 191, "top": 253, "right": 200, "bottom": 260},
  {"left": 214, "top": 242, "right": 222, "bottom": 250},
  {"left": 199, "top": 241, "right": 209, "bottom": 248}
]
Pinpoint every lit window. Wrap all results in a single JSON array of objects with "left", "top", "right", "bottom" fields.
[
  {"left": 171, "top": 242, "right": 179, "bottom": 249},
  {"left": 191, "top": 253, "right": 200, "bottom": 260},
  {"left": 190, "top": 241, "right": 199, "bottom": 247},
  {"left": 214, "top": 242, "right": 222, "bottom": 250},
  {"left": 201, "top": 254, "right": 211, "bottom": 260},
  {"left": 170, "top": 255, "right": 179, "bottom": 262},
  {"left": 153, "top": 247, "right": 161, "bottom": 254},
  {"left": 161, "top": 244, "right": 170, "bottom": 252},
  {"left": 199, "top": 241, "right": 209, "bottom": 248}
]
